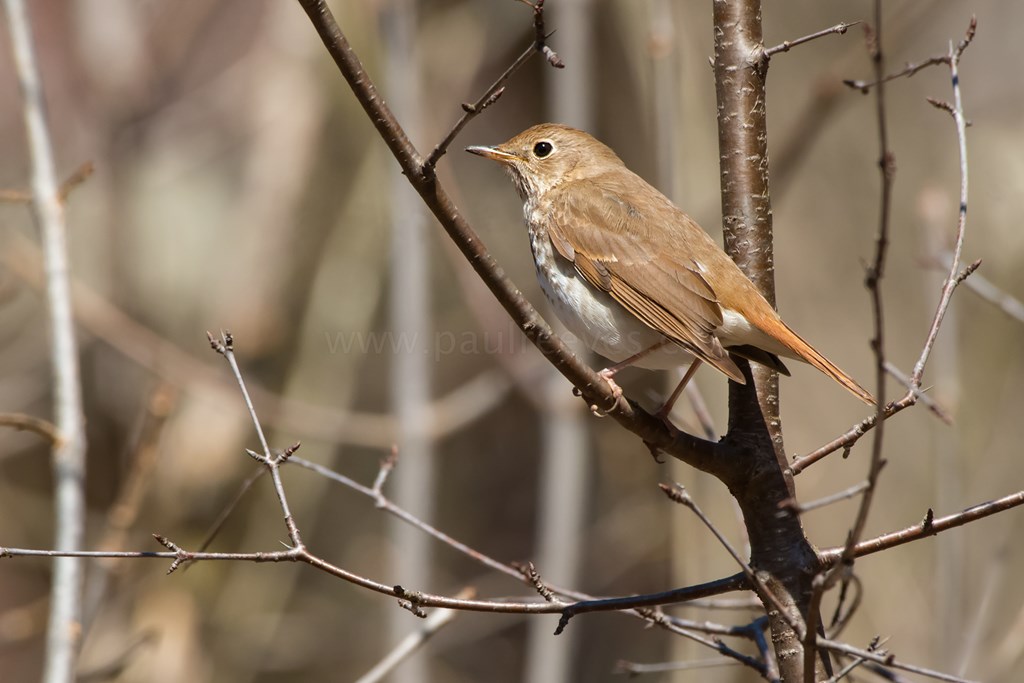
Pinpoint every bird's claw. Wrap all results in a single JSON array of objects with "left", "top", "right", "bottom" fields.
[
  {"left": 589, "top": 368, "right": 624, "bottom": 417},
  {"left": 598, "top": 368, "right": 624, "bottom": 398}
]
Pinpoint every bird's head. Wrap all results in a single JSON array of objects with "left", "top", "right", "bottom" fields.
[{"left": 466, "top": 123, "right": 622, "bottom": 201}]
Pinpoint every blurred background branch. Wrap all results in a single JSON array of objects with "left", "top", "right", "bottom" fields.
[{"left": 2, "top": 1, "right": 88, "bottom": 681}]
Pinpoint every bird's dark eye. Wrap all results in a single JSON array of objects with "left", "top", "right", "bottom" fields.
[{"left": 533, "top": 141, "right": 553, "bottom": 158}]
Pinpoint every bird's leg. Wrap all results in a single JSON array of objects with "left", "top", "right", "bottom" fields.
[
  {"left": 591, "top": 340, "right": 672, "bottom": 415},
  {"left": 599, "top": 338, "right": 672, "bottom": 377},
  {"left": 655, "top": 359, "right": 703, "bottom": 422}
]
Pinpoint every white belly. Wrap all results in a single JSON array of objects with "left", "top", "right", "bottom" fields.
[{"left": 527, "top": 225, "right": 693, "bottom": 371}]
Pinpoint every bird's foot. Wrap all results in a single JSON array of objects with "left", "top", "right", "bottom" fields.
[{"left": 590, "top": 368, "right": 624, "bottom": 417}]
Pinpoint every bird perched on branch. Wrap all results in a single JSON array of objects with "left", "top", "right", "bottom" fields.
[{"left": 467, "top": 123, "right": 873, "bottom": 416}]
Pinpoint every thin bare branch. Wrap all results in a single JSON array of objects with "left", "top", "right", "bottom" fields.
[
  {"left": 844, "top": 56, "right": 948, "bottom": 92},
  {"left": 910, "top": 21, "right": 975, "bottom": 386},
  {"left": 827, "top": 573, "right": 862, "bottom": 639},
  {"left": 3, "top": 1, "right": 89, "bottom": 680},
  {"left": 843, "top": 16, "right": 976, "bottom": 93},
  {"left": 659, "top": 483, "right": 802, "bottom": 638},
  {"left": 820, "top": 489, "right": 1024, "bottom": 562},
  {"left": 883, "top": 362, "right": 952, "bottom": 424},
  {"left": 0, "top": 187, "right": 31, "bottom": 202},
  {"left": 849, "top": 0, "right": 895, "bottom": 557},
  {"left": 613, "top": 658, "right": 742, "bottom": 676},
  {"left": 0, "top": 162, "right": 93, "bottom": 204},
  {"left": 764, "top": 21, "right": 860, "bottom": 57},
  {"left": 803, "top": 572, "right": 831, "bottom": 683},
  {"left": 372, "top": 446, "right": 398, "bottom": 498},
  {"left": 684, "top": 382, "right": 718, "bottom": 441},
  {"left": 792, "top": 16, "right": 977, "bottom": 476},
  {"left": 553, "top": 573, "right": 749, "bottom": 632},
  {"left": 0, "top": 412, "right": 61, "bottom": 445},
  {"left": 804, "top": 9, "right": 896, "bottom": 675},
  {"left": 188, "top": 467, "right": 266, "bottom": 562},
  {"left": 354, "top": 588, "right": 474, "bottom": 683},
  {"left": 208, "top": 331, "right": 308, "bottom": 556},
  {"left": 817, "top": 638, "right": 978, "bottom": 683},
  {"left": 931, "top": 252, "right": 1024, "bottom": 323},
  {"left": 629, "top": 610, "right": 768, "bottom": 675},
  {"left": 826, "top": 654, "right": 868, "bottom": 682},
  {"left": 3, "top": 230, "right": 515, "bottom": 449},
  {"left": 293, "top": 453, "right": 756, "bottom": 630},
  {"left": 57, "top": 162, "right": 94, "bottom": 202},
  {"left": 790, "top": 404, "right": 895, "bottom": 475},
  {"left": 82, "top": 385, "right": 175, "bottom": 629},
  {"left": 422, "top": 0, "right": 562, "bottom": 173},
  {"left": 780, "top": 481, "right": 870, "bottom": 516}
]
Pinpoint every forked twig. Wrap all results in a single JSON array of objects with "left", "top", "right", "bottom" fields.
[{"left": 423, "top": 0, "right": 563, "bottom": 173}]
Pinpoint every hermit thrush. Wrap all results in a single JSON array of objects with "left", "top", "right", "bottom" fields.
[{"left": 466, "top": 123, "right": 873, "bottom": 411}]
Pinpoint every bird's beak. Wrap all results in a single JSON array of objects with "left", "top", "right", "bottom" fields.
[{"left": 465, "top": 145, "right": 518, "bottom": 164}]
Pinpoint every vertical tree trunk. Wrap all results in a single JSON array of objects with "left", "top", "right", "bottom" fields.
[{"left": 711, "top": 1, "right": 829, "bottom": 679}]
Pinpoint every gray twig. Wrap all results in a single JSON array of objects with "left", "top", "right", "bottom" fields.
[{"left": 3, "top": 1, "right": 89, "bottom": 681}]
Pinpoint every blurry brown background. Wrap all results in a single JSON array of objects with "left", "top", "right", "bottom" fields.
[{"left": 1, "top": 1, "right": 1023, "bottom": 681}]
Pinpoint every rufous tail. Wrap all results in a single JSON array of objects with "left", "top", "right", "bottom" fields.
[{"left": 777, "top": 322, "right": 875, "bottom": 405}]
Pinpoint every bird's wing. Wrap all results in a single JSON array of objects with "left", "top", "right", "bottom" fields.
[{"left": 547, "top": 176, "right": 745, "bottom": 383}]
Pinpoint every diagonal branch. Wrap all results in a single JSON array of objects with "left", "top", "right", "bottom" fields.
[
  {"left": 422, "top": 0, "right": 562, "bottom": 173},
  {"left": 0, "top": 412, "right": 61, "bottom": 445},
  {"left": 820, "top": 488, "right": 1024, "bottom": 562}
]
